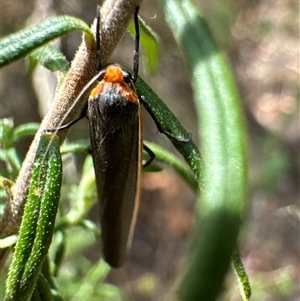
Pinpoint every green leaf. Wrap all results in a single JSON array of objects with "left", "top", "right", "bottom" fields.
[
  {"left": 73, "top": 259, "right": 112, "bottom": 301},
  {"left": 30, "top": 45, "right": 70, "bottom": 75},
  {"left": 157, "top": 0, "right": 249, "bottom": 300},
  {"left": 0, "top": 118, "right": 14, "bottom": 148},
  {"left": 144, "top": 141, "right": 198, "bottom": 192},
  {"left": 55, "top": 155, "right": 97, "bottom": 232},
  {"left": 60, "top": 139, "right": 90, "bottom": 155},
  {"left": 32, "top": 274, "right": 53, "bottom": 301},
  {"left": 4, "top": 134, "right": 62, "bottom": 301},
  {"left": 40, "top": 257, "right": 59, "bottom": 294},
  {"left": 128, "top": 16, "right": 160, "bottom": 74},
  {"left": 5, "top": 148, "right": 22, "bottom": 177},
  {"left": 52, "top": 231, "right": 66, "bottom": 277},
  {"left": 135, "top": 76, "right": 202, "bottom": 183},
  {"left": 13, "top": 123, "right": 40, "bottom": 144},
  {"left": 0, "top": 121, "right": 39, "bottom": 178},
  {"left": 0, "top": 16, "right": 93, "bottom": 67},
  {"left": 232, "top": 247, "right": 252, "bottom": 301}
]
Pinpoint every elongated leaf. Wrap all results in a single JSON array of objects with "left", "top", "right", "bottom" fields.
[
  {"left": 232, "top": 247, "right": 252, "bottom": 301},
  {"left": 158, "top": 1, "right": 249, "bottom": 300},
  {"left": 54, "top": 155, "right": 97, "bottom": 232},
  {"left": 6, "top": 148, "right": 22, "bottom": 177},
  {"left": 0, "top": 16, "right": 93, "bottom": 67},
  {"left": 128, "top": 16, "right": 160, "bottom": 74},
  {"left": 135, "top": 76, "right": 202, "bottom": 183},
  {"left": 5, "top": 134, "right": 62, "bottom": 301},
  {"left": 32, "top": 274, "right": 53, "bottom": 301},
  {"left": 0, "top": 120, "right": 39, "bottom": 179},
  {"left": 144, "top": 141, "right": 198, "bottom": 192},
  {"left": 30, "top": 45, "right": 70, "bottom": 74},
  {"left": 12, "top": 123, "right": 40, "bottom": 144},
  {"left": 60, "top": 139, "right": 90, "bottom": 155},
  {"left": 0, "top": 118, "right": 14, "bottom": 148}
]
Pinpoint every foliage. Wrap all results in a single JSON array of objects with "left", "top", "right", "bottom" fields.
[{"left": 0, "top": 0, "right": 250, "bottom": 300}]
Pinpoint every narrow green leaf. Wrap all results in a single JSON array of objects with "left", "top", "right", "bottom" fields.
[
  {"left": 52, "top": 231, "right": 66, "bottom": 277},
  {"left": 74, "top": 259, "right": 113, "bottom": 301},
  {"left": 54, "top": 155, "right": 97, "bottom": 232},
  {"left": 231, "top": 247, "right": 252, "bottom": 301},
  {"left": 0, "top": 118, "right": 14, "bottom": 148},
  {"left": 60, "top": 139, "right": 90, "bottom": 155},
  {"left": 6, "top": 148, "right": 22, "bottom": 176},
  {"left": 40, "top": 257, "right": 58, "bottom": 293},
  {"left": 32, "top": 274, "right": 53, "bottom": 301},
  {"left": 12, "top": 123, "right": 40, "bottom": 144},
  {"left": 158, "top": 0, "right": 249, "bottom": 300},
  {"left": 135, "top": 76, "right": 202, "bottom": 183},
  {"left": 30, "top": 45, "right": 70, "bottom": 74},
  {"left": 142, "top": 161, "right": 162, "bottom": 173},
  {"left": 5, "top": 134, "right": 62, "bottom": 301},
  {"left": 144, "top": 141, "right": 198, "bottom": 192},
  {"left": 0, "top": 16, "right": 93, "bottom": 67},
  {"left": 128, "top": 16, "right": 160, "bottom": 74},
  {"left": 0, "top": 120, "right": 37, "bottom": 178}
]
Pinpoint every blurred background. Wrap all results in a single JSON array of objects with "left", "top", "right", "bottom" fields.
[{"left": 1, "top": 0, "right": 299, "bottom": 300}]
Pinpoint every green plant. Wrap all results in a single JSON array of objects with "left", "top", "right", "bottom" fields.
[{"left": 0, "top": 0, "right": 250, "bottom": 300}]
